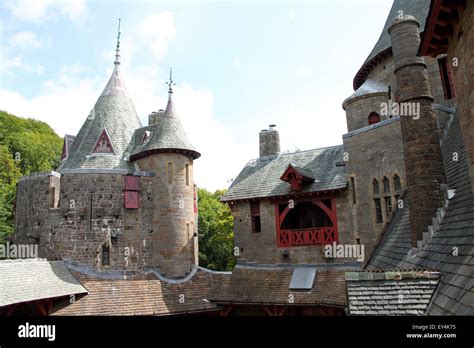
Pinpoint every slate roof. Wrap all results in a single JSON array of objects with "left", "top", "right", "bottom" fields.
[
  {"left": 53, "top": 269, "right": 226, "bottom": 316},
  {"left": 346, "top": 270, "right": 440, "bottom": 315},
  {"left": 353, "top": 0, "right": 431, "bottom": 89},
  {"left": 221, "top": 145, "right": 347, "bottom": 202},
  {"left": 58, "top": 57, "right": 142, "bottom": 171},
  {"left": 212, "top": 266, "right": 347, "bottom": 307},
  {"left": 366, "top": 110, "right": 474, "bottom": 315},
  {"left": 0, "top": 259, "right": 87, "bottom": 307},
  {"left": 342, "top": 79, "right": 388, "bottom": 110},
  {"left": 129, "top": 93, "right": 200, "bottom": 161},
  {"left": 63, "top": 134, "right": 76, "bottom": 159}
]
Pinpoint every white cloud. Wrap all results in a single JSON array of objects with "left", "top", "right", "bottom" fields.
[
  {"left": 0, "top": 55, "right": 45, "bottom": 75},
  {"left": 8, "top": 31, "right": 43, "bottom": 49},
  {"left": 4, "top": 0, "right": 88, "bottom": 23},
  {"left": 172, "top": 84, "right": 254, "bottom": 191},
  {"left": 0, "top": 70, "right": 101, "bottom": 138},
  {"left": 137, "top": 11, "right": 176, "bottom": 60}
]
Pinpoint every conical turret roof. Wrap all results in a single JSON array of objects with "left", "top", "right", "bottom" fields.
[
  {"left": 353, "top": 0, "right": 431, "bottom": 90},
  {"left": 58, "top": 40, "right": 142, "bottom": 172},
  {"left": 129, "top": 84, "right": 200, "bottom": 161}
]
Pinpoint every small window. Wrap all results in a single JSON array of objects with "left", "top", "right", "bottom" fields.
[
  {"left": 250, "top": 202, "right": 261, "bottom": 233},
  {"left": 438, "top": 57, "right": 455, "bottom": 100},
  {"left": 374, "top": 198, "right": 383, "bottom": 224},
  {"left": 368, "top": 112, "right": 381, "bottom": 125},
  {"left": 350, "top": 177, "right": 357, "bottom": 204},
  {"left": 372, "top": 179, "right": 380, "bottom": 196},
  {"left": 385, "top": 196, "right": 392, "bottom": 216},
  {"left": 168, "top": 163, "right": 173, "bottom": 185},
  {"left": 186, "top": 223, "right": 191, "bottom": 239},
  {"left": 383, "top": 177, "right": 390, "bottom": 193},
  {"left": 394, "top": 174, "right": 401, "bottom": 191},
  {"left": 101, "top": 245, "right": 110, "bottom": 266},
  {"left": 252, "top": 216, "right": 262, "bottom": 233},
  {"left": 142, "top": 130, "right": 151, "bottom": 144},
  {"left": 186, "top": 164, "right": 190, "bottom": 186}
]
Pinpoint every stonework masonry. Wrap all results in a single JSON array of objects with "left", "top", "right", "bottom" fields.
[
  {"left": 14, "top": 159, "right": 197, "bottom": 279},
  {"left": 136, "top": 153, "right": 196, "bottom": 278},
  {"left": 446, "top": 1, "right": 474, "bottom": 193},
  {"left": 343, "top": 117, "right": 406, "bottom": 251},
  {"left": 389, "top": 16, "right": 446, "bottom": 246},
  {"left": 231, "top": 194, "right": 353, "bottom": 265}
]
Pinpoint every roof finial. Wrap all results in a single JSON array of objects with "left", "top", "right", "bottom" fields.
[
  {"left": 114, "top": 18, "right": 121, "bottom": 66},
  {"left": 165, "top": 67, "right": 176, "bottom": 94}
]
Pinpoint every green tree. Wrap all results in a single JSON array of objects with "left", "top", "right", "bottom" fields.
[
  {"left": 0, "top": 111, "right": 63, "bottom": 242},
  {"left": 198, "top": 188, "right": 236, "bottom": 271}
]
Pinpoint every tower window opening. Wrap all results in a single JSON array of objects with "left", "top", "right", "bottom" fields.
[
  {"left": 372, "top": 179, "right": 380, "bottom": 196},
  {"left": 368, "top": 112, "right": 381, "bottom": 125},
  {"left": 383, "top": 177, "right": 390, "bottom": 193},
  {"left": 250, "top": 201, "right": 261, "bottom": 233},
  {"left": 385, "top": 196, "right": 392, "bottom": 216},
  {"left": 393, "top": 174, "right": 401, "bottom": 191},
  {"left": 186, "top": 164, "right": 190, "bottom": 186},
  {"left": 350, "top": 176, "right": 357, "bottom": 204},
  {"left": 101, "top": 244, "right": 110, "bottom": 266},
  {"left": 374, "top": 198, "right": 383, "bottom": 224},
  {"left": 168, "top": 163, "right": 173, "bottom": 185}
]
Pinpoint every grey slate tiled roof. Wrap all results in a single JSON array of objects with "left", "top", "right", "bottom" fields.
[
  {"left": 366, "top": 110, "right": 474, "bottom": 315},
  {"left": 221, "top": 145, "right": 347, "bottom": 201},
  {"left": 129, "top": 94, "right": 200, "bottom": 160},
  {"left": 346, "top": 270, "right": 440, "bottom": 315},
  {"left": 58, "top": 64, "right": 142, "bottom": 171},
  {"left": 64, "top": 134, "right": 76, "bottom": 158},
  {"left": 0, "top": 259, "right": 87, "bottom": 307},
  {"left": 354, "top": 0, "right": 431, "bottom": 89},
  {"left": 342, "top": 79, "right": 388, "bottom": 109}
]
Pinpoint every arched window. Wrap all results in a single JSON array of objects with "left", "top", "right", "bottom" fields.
[
  {"left": 393, "top": 174, "right": 401, "bottom": 191},
  {"left": 372, "top": 179, "right": 380, "bottom": 195},
  {"left": 383, "top": 177, "right": 390, "bottom": 193},
  {"left": 368, "top": 112, "right": 381, "bottom": 125}
]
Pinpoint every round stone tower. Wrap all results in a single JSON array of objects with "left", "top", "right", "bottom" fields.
[
  {"left": 130, "top": 78, "right": 200, "bottom": 279},
  {"left": 388, "top": 15, "right": 446, "bottom": 247}
]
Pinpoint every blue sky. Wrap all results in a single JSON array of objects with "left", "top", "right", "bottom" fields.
[{"left": 0, "top": 0, "right": 393, "bottom": 190}]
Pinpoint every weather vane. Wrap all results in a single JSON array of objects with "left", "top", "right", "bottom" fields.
[
  {"left": 166, "top": 67, "right": 176, "bottom": 94},
  {"left": 116, "top": 18, "right": 121, "bottom": 49}
]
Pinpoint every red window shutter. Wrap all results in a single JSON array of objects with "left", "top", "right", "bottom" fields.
[
  {"left": 124, "top": 175, "right": 139, "bottom": 191},
  {"left": 125, "top": 191, "right": 139, "bottom": 209},
  {"left": 193, "top": 186, "right": 198, "bottom": 214},
  {"left": 250, "top": 202, "right": 260, "bottom": 215}
]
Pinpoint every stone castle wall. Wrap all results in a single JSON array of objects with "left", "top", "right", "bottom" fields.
[
  {"left": 230, "top": 192, "right": 353, "bottom": 265},
  {"left": 14, "top": 160, "right": 197, "bottom": 278},
  {"left": 366, "top": 54, "right": 448, "bottom": 105},
  {"left": 447, "top": 1, "right": 474, "bottom": 193},
  {"left": 342, "top": 117, "right": 406, "bottom": 249}
]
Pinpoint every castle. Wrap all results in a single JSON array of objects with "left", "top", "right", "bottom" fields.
[{"left": 1, "top": 0, "right": 472, "bottom": 316}]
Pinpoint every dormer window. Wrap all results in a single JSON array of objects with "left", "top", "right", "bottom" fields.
[
  {"left": 142, "top": 130, "right": 151, "bottom": 144},
  {"left": 92, "top": 128, "right": 115, "bottom": 154},
  {"left": 280, "top": 164, "right": 315, "bottom": 191}
]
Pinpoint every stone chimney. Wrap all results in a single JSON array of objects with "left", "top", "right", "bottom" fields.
[
  {"left": 148, "top": 109, "right": 164, "bottom": 126},
  {"left": 259, "top": 124, "right": 280, "bottom": 158},
  {"left": 388, "top": 15, "right": 446, "bottom": 247}
]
